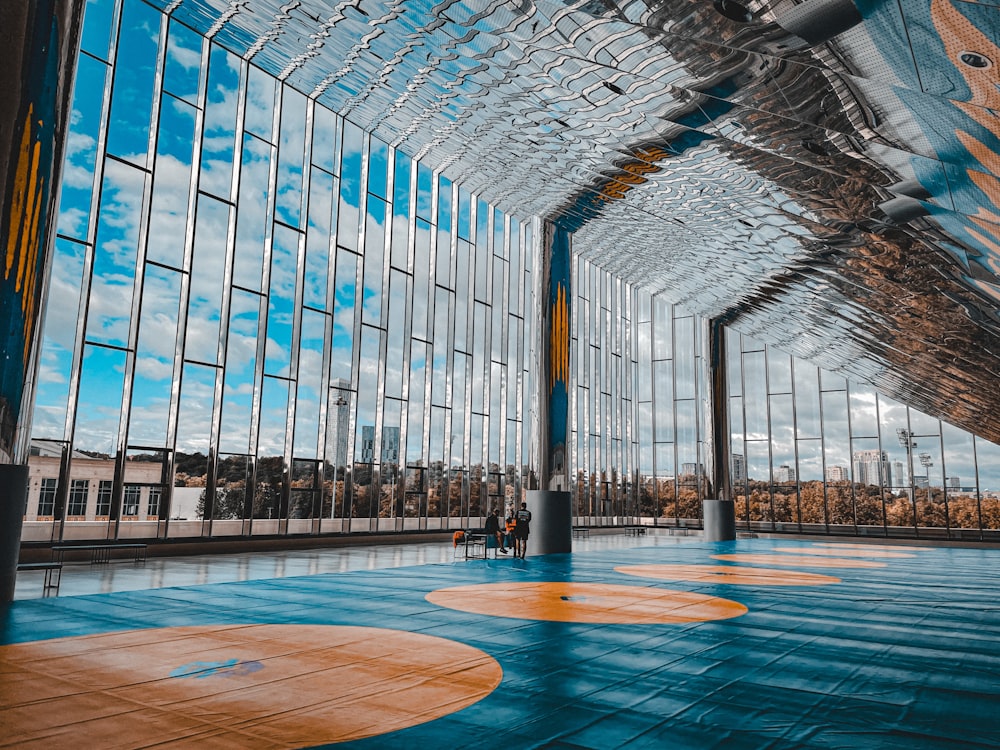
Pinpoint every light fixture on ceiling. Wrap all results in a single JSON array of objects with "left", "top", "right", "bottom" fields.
[
  {"left": 878, "top": 196, "right": 930, "bottom": 224},
  {"left": 958, "top": 51, "right": 993, "bottom": 70},
  {"left": 713, "top": 0, "right": 753, "bottom": 23},
  {"left": 774, "top": 0, "right": 863, "bottom": 46}
]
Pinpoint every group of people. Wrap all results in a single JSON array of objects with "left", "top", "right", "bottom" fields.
[{"left": 484, "top": 502, "right": 531, "bottom": 558}]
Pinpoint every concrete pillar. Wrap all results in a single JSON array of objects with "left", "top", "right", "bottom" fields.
[
  {"left": 526, "top": 220, "right": 572, "bottom": 555},
  {"left": 0, "top": 0, "right": 84, "bottom": 601},
  {"left": 702, "top": 318, "right": 736, "bottom": 541}
]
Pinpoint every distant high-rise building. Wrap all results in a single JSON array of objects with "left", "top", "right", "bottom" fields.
[
  {"left": 732, "top": 454, "right": 746, "bottom": 485},
  {"left": 361, "top": 425, "right": 400, "bottom": 465},
  {"left": 949, "top": 476, "right": 961, "bottom": 489},
  {"left": 825, "top": 465, "right": 849, "bottom": 482},
  {"left": 329, "top": 379, "right": 352, "bottom": 469},
  {"left": 680, "top": 463, "right": 704, "bottom": 477},
  {"left": 893, "top": 460, "right": 906, "bottom": 488},
  {"left": 853, "top": 449, "right": 891, "bottom": 487},
  {"left": 774, "top": 464, "right": 796, "bottom": 483}
]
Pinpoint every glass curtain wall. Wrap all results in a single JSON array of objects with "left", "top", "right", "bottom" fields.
[
  {"left": 24, "top": 0, "right": 534, "bottom": 542},
  {"left": 21, "top": 0, "right": 1000, "bottom": 545}
]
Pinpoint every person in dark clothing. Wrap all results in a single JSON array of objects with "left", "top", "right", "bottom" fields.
[
  {"left": 484, "top": 508, "right": 508, "bottom": 554},
  {"left": 514, "top": 502, "right": 532, "bottom": 559}
]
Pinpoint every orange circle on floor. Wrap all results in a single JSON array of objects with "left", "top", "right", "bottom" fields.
[
  {"left": 615, "top": 564, "right": 841, "bottom": 586},
  {"left": 712, "top": 553, "right": 887, "bottom": 568},
  {"left": 426, "top": 582, "right": 747, "bottom": 623},
  {"left": 772, "top": 546, "right": 915, "bottom": 558},
  {"left": 0, "top": 624, "right": 501, "bottom": 748},
  {"left": 814, "top": 543, "right": 932, "bottom": 552}
]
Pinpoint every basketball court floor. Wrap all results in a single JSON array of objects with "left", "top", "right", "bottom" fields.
[{"left": 2, "top": 534, "right": 998, "bottom": 748}]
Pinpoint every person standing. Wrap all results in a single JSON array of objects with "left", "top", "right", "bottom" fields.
[{"left": 514, "top": 501, "right": 532, "bottom": 559}]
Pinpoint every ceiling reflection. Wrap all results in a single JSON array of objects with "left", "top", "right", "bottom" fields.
[{"left": 151, "top": 0, "right": 1000, "bottom": 440}]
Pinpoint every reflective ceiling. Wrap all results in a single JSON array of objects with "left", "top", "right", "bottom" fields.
[{"left": 150, "top": 0, "right": 1000, "bottom": 440}]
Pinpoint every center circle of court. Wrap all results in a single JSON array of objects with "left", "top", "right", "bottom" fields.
[
  {"left": 615, "top": 564, "right": 841, "bottom": 586},
  {"left": 0, "top": 624, "right": 501, "bottom": 748},
  {"left": 426, "top": 582, "right": 747, "bottom": 623}
]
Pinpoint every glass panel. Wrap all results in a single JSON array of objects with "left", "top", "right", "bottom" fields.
[
  {"left": 330, "top": 250, "right": 358, "bottom": 385},
  {"left": 652, "top": 297, "right": 671, "bottom": 360},
  {"left": 275, "top": 87, "right": 306, "bottom": 228},
  {"left": 338, "top": 120, "right": 363, "bottom": 251},
  {"left": 148, "top": 96, "right": 196, "bottom": 268},
  {"left": 436, "top": 176, "right": 453, "bottom": 288},
  {"left": 175, "top": 362, "right": 216, "bottom": 459},
  {"left": 384, "top": 270, "right": 406, "bottom": 398},
  {"left": 492, "top": 259, "right": 505, "bottom": 362},
  {"left": 80, "top": 0, "right": 116, "bottom": 60},
  {"left": 743, "top": 350, "right": 767, "bottom": 438},
  {"left": 794, "top": 362, "right": 820, "bottom": 439},
  {"left": 407, "top": 342, "right": 427, "bottom": 463},
  {"left": 311, "top": 104, "right": 337, "bottom": 174},
  {"left": 471, "top": 303, "right": 487, "bottom": 414},
  {"left": 457, "top": 187, "right": 471, "bottom": 241},
  {"left": 56, "top": 53, "right": 106, "bottom": 239},
  {"left": 673, "top": 316, "right": 695, "bottom": 400},
  {"left": 767, "top": 347, "right": 792, "bottom": 394},
  {"left": 368, "top": 136, "right": 389, "bottom": 200},
  {"left": 362, "top": 196, "right": 386, "bottom": 326},
  {"left": 354, "top": 325, "right": 380, "bottom": 457},
  {"left": 797, "top": 439, "right": 824, "bottom": 524},
  {"left": 975, "top": 437, "right": 1000, "bottom": 530},
  {"left": 106, "top": 0, "right": 160, "bottom": 166},
  {"left": 451, "top": 354, "right": 467, "bottom": 466},
  {"left": 88, "top": 159, "right": 145, "bottom": 347},
  {"left": 508, "top": 224, "right": 521, "bottom": 313},
  {"left": 185, "top": 194, "right": 229, "bottom": 364},
  {"left": 254, "top": 455, "right": 283, "bottom": 528},
  {"left": 199, "top": 46, "right": 240, "bottom": 199},
  {"left": 851, "top": 437, "right": 887, "bottom": 529},
  {"left": 258, "top": 376, "right": 289, "bottom": 458},
  {"left": 380, "top": 399, "right": 402, "bottom": 518},
  {"left": 653, "top": 360, "right": 672, "bottom": 441},
  {"left": 163, "top": 19, "right": 202, "bottom": 104},
  {"left": 411, "top": 219, "right": 431, "bottom": 340},
  {"left": 745, "top": 440, "right": 771, "bottom": 525},
  {"left": 304, "top": 167, "right": 334, "bottom": 310},
  {"left": 390, "top": 150, "right": 411, "bottom": 271},
  {"left": 293, "top": 309, "right": 326, "bottom": 458},
  {"left": 128, "top": 265, "right": 181, "bottom": 446},
  {"left": 264, "top": 224, "right": 300, "bottom": 377},
  {"left": 244, "top": 65, "right": 276, "bottom": 142},
  {"left": 821, "top": 389, "right": 853, "bottom": 526},
  {"left": 233, "top": 134, "right": 271, "bottom": 290},
  {"left": 214, "top": 454, "right": 253, "bottom": 521},
  {"left": 454, "top": 240, "right": 470, "bottom": 352},
  {"left": 942, "top": 423, "right": 977, "bottom": 529},
  {"left": 770, "top": 393, "right": 795, "bottom": 482},
  {"left": 220, "top": 289, "right": 261, "bottom": 454},
  {"left": 31, "top": 238, "right": 87, "bottom": 438},
  {"left": 492, "top": 207, "right": 504, "bottom": 257},
  {"left": 431, "top": 288, "right": 451, "bottom": 407},
  {"left": 849, "top": 382, "right": 879, "bottom": 437},
  {"left": 74, "top": 345, "right": 126, "bottom": 454},
  {"left": 415, "top": 162, "right": 433, "bottom": 221}
]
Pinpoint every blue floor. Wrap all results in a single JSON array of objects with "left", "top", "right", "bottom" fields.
[{"left": 2, "top": 536, "right": 999, "bottom": 749}]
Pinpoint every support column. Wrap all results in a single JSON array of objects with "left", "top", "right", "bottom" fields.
[
  {"left": 0, "top": 0, "right": 84, "bottom": 601},
  {"left": 526, "top": 220, "right": 572, "bottom": 555},
  {"left": 702, "top": 318, "right": 736, "bottom": 541}
]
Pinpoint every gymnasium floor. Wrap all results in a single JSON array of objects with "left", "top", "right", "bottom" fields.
[{"left": 2, "top": 533, "right": 998, "bottom": 748}]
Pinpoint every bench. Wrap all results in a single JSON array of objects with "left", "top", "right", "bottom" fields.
[
  {"left": 572, "top": 526, "right": 590, "bottom": 539},
  {"left": 623, "top": 525, "right": 646, "bottom": 536},
  {"left": 17, "top": 562, "right": 63, "bottom": 593},
  {"left": 52, "top": 543, "right": 147, "bottom": 565}
]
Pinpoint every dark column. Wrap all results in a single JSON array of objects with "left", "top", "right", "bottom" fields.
[
  {"left": 526, "top": 220, "right": 572, "bottom": 555},
  {"left": 702, "top": 318, "right": 736, "bottom": 541},
  {"left": 0, "top": 0, "right": 84, "bottom": 601}
]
